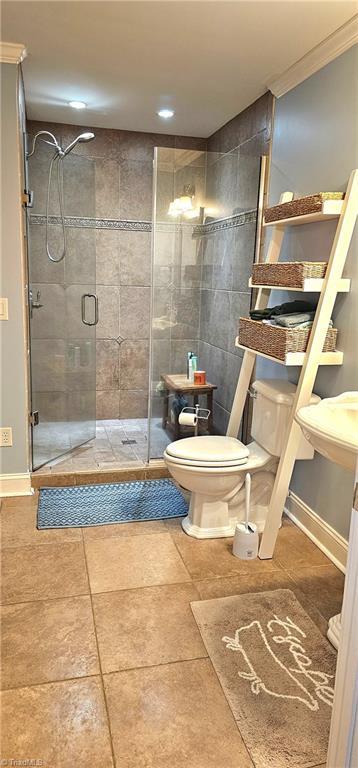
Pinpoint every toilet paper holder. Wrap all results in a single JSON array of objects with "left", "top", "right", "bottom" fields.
[{"left": 179, "top": 405, "right": 211, "bottom": 436}]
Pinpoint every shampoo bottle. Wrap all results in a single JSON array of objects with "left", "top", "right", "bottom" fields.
[
  {"left": 188, "top": 355, "right": 194, "bottom": 382},
  {"left": 187, "top": 351, "right": 194, "bottom": 379}
]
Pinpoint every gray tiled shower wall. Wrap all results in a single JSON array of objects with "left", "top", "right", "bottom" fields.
[
  {"left": 198, "top": 92, "right": 273, "bottom": 434},
  {"left": 27, "top": 91, "right": 272, "bottom": 428}
]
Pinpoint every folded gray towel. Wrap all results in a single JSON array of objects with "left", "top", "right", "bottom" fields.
[
  {"left": 291, "top": 319, "right": 333, "bottom": 330},
  {"left": 274, "top": 312, "right": 315, "bottom": 328},
  {"left": 263, "top": 314, "right": 333, "bottom": 330}
]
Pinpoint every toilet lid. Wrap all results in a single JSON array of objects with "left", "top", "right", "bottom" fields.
[{"left": 165, "top": 435, "right": 249, "bottom": 466}]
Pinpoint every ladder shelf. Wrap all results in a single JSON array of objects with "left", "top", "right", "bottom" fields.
[
  {"left": 263, "top": 199, "right": 344, "bottom": 227},
  {"left": 248, "top": 277, "right": 351, "bottom": 293},
  {"left": 235, "top": 340, "right": 344, "bottom": 367},
  {"left": 227, "top": 171, "right": 357, "bottom": 561}
]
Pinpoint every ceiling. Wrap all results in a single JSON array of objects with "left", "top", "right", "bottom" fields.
[{"left": 2, "top": 1, "right": 356, "bottom": 136}]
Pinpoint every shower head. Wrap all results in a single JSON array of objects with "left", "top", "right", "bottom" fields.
[{"left": 62, "top": 132, "right": 95, "bottom": 156}]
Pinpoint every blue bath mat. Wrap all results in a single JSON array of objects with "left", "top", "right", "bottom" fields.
[{"left": 38, "top": 479, "right": 188, "bottom": 529}]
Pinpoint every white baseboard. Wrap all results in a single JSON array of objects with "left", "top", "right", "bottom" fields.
[
  {"left": 285, "top": 490, "right": 348, "bottom": 574},
  {"left": 0, "top": 472, "right": 33, "bottom": 498}
]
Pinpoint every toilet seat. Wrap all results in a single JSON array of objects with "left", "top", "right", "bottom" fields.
[{"left": 165, "top": 435, "right": 249, "bottom": 468}]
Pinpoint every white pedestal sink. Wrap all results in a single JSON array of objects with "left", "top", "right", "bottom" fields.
[
  {"left": 326, "top": 612, "right": 341, "bottom": 649},
  {"left": 296, "top": 392, "right": 358, "bottom": 473},
  {"left": 295, "top": 392, "right": 358, "bottom": 651}
]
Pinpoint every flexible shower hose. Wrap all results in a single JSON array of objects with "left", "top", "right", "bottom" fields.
[{"left": 46, "top": 153, "right": 67, "bottom": 263}]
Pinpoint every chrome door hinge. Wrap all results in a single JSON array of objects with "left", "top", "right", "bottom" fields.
[
  {"left": 22, "top": 190, "right": 34, "bottom": 208},
  {"left": 30, "top": 410, "right": 39, "bottom": 427}
]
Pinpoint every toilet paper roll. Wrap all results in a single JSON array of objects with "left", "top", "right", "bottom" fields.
[{"left": 179, "top": 411, "right": 198, "bottom": 426}]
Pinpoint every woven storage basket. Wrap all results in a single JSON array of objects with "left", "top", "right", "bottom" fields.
[
  {"left": 251, "top": 261, "right": 327, "bottom": 289},
  {"left": 238, "top": 318, "right": 337, "bottom": 361},
  {"left": 264, "top": 193, "right": 343, "bottom": 223}
]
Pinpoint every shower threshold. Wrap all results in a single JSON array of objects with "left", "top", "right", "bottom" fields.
[{"left": 31, "top": 418, "right": 170, "bottom": 488}]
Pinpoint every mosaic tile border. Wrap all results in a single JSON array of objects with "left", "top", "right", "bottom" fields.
[
  {"left": 193, "top": 209, "right": 257, "bottom": 236},
  {"left": 30, "top": 214, "right": 151, "bottom": 232},
  {"left": 30, "top": 209, "right": 256, "bottom": 235}
]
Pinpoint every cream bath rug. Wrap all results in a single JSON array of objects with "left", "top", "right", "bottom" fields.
[{"left": 191, "top": 589, "right": 336, "bottom": 768}]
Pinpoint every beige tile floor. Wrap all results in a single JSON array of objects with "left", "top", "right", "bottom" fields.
[
  {"left": 33, "top": 418, "right": 171, "bottom": 474},
  {"left": 1, "top": 492, "right": 343, "bottom": 767}
]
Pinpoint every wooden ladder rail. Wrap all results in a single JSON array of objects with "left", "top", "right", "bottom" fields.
[
  {"left": 259, "top": 168, "right": 358, "bottom": 558},
  {"left": 227, "top": 190, "right": 294, "bottom": 438}
]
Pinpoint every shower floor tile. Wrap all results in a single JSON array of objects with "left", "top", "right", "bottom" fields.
[{"left": 33, "top": 418, "right": 170, "bottom": 474}]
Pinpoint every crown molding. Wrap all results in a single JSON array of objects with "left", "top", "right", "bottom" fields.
[
  {"left": 0, "top": 42, "right": 27, "bottom": 64},
  {"left": 268, "top": 15, "right": 358, "bottom": 98}
]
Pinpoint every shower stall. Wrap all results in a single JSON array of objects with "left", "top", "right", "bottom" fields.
[{"left": 25, "top": 128, "right": 261, "bottom": 472}]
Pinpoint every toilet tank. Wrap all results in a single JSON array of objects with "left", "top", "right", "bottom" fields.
[{"left": 251, "top": 379, "right": 320, "bottom": 460}]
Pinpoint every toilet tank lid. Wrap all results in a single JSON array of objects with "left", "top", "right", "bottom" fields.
[
  {"left": 166, "top": 435, "right": 250, "bottom": 463},
  {"left": 252, "top": 379, "right": 320, "bottom": 406}
]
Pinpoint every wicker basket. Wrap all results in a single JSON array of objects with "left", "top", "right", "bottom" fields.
[
  {"left": 264, "top": 193, "right": 343, "bottom": 223},
  {"left": 238, "top": 317, "right": 337, "bottom": 361},
  {"left": 251, "top": 262, "right": 327, "bottom": 289}
]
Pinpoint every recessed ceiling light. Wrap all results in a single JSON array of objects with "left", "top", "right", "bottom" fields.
[
  {"left": 157, "top": 109, "right": 174, "bottom": 119},
  {"left": 68, "top": 100, "right": 87, "bottom": 110}
]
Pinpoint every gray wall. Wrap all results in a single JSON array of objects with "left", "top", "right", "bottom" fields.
[
  {"left": 258, "top": 46, "right": 358, "bottom": 540},
  {"left": 0, "top": 65, "right": 29, "bottom": 476}
]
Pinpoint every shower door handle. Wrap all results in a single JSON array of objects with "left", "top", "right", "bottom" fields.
[{"left": 81, "top": 293, "right": 99, "bottom": 326}]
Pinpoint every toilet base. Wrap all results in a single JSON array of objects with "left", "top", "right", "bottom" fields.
[
  {"left": 182, "top": 494, "right": 235, "bottom": 539},
  {"left": 181, "top": 514, "right": 267, "bottom": 539},
  {"left": 182, "top": 515, "right": 236, "bottom": 539},
  {"left": 181, "top": 468, "right": 275, "bottom": 539}
]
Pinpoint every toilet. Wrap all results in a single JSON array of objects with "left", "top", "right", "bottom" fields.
[{"left": 164, "top": 379, "right": 320, "bottom": 539}]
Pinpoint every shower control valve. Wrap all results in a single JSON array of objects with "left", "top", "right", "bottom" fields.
[{"left": 29, "top": 289, "right": 43, "bottom": 317}]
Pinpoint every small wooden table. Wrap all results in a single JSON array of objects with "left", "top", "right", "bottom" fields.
[{"left": 161, "top": 373, "right": 217, "bottom": 440}]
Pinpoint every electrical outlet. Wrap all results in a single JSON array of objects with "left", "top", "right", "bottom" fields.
[{"left": 0, "top": 427, "right": 13, "bottom": 447}]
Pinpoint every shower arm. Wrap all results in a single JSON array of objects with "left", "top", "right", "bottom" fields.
[{"left": 26, "top": 131, "right": 63, "bottom": 159}]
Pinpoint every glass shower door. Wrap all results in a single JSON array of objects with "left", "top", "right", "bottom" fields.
[
  {"left": 26, "top": 134, "right": 97, "bottom": 470},
  {"left": 148, "top": 146, "right": 262, "bottom": 460},
  {"left": 148, "top": 146, "right": 207, "bottom": 459}
]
